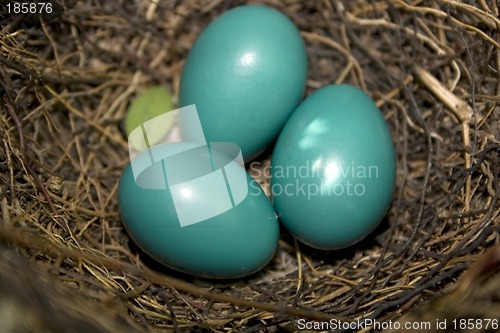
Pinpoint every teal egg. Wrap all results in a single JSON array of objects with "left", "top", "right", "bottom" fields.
[
  {"left": 179, "top": 5, "right": 307, "bottom": 160},
  {"left": 271, "top": 84, "right": 396, "bottom": 250},
  {"left": 118, "top": 142, "right": 279, "bottom": 278}
]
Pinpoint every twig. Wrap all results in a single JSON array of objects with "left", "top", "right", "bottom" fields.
[
  {"left": 414, "top": 65, "right": 474, "bottom": 212},
  {"left": 3, "top": 95, "right": 82, "bottom": 246},
  {"left": 413, "top": 65, "right": 474, "bottom": 124},
  {"left": 301, "top": 31, "right": 367, "bottom": 91},
  {"left": 0, "top": 226, "right": 347, "bottom": 323},
  {"left": 294, "top": 238, "right": 303, "bottom": 295},
  {"left": 0, "top": 53, "right": 106, "bottom": 86}
]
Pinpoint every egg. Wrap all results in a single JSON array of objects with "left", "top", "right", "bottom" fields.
[
  {"left": 179, "top": 5, "right": 308, "bottom": 161},
  {"left": 271, "top": 84, "right": 396, "bottom": 250},
  {"left": 118, "top": 141, "right": 279, "bottom": 278}
]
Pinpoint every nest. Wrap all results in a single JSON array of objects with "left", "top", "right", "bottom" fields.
[{"left": 0, "top": 0, "right": 499, "bottom": 332}]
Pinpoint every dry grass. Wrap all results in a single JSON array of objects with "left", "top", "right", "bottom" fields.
[{"left": 0, "top": 0, "right": 499, "bottom": 332}]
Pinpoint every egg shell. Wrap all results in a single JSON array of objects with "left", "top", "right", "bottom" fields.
[
  {"left": 179, "top": 5, "right": 308, "bottom": 160},
  {"left": 118, "top": 142, "right": 279, "bottom": 278},
  {"left": 271, "top": 84, "right": 396, "bottom": 250}
]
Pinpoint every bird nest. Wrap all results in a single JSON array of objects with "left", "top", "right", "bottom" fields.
[{"left": 0, "top": 1, "right": 499, "bottom": 332}]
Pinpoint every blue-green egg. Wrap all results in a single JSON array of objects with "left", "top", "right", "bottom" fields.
[
  {"left": 118, "top": 141, "right": 279, "bottom": 278},
  {"left": 179, "top": 5, "right": 308, "bottom": 161},
  {"left": 271, "top": 84, "right": 396, "bottom": 250}
]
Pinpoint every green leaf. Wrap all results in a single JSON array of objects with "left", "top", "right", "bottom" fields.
[{"left": 125, "top": 86, "right": 175, "bottom": 151}]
